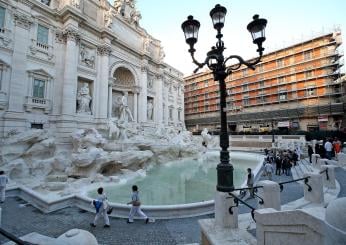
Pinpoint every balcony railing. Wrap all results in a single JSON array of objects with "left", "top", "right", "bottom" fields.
[{"left": 24, "top": 96, "right": 51, "bottom": 113}]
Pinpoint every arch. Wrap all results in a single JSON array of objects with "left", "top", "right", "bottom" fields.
[
  {"left": 109, "top": 61, "right": 140, "bottom": 86},
  {"left": 113, "top": 67, "right": 135, "bottom": 87}
]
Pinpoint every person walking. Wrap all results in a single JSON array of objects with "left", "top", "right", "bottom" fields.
[
  {"left": 308, "top": 145, "right": 314, "bottom": 163},
  {"left": 127, "top": 185, "right": 149, "bottom": 224},
  {"left": 275, "top": 156, "right": 282, "bottom": 175},
  {"left": 90, "top": 187, "right": 111, "bottom": 228},
  {"left": 264, "top": 162, "right": 274, "bottom": 181},
  {"left": 324, "top": 139, "right": 333, "bottom": 160},
  {"left": 0, "top": 171, "right": 8, "bottom": 203},
  {"left": 246, "top": 168, "right": 255, "bottom": 198}
]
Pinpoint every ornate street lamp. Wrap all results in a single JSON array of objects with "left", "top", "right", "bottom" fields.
[{"left": 182, "top": 4, "right": 267, "bottom": 192}]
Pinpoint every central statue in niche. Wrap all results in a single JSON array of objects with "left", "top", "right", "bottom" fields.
[{"left": 119, "top": 92, "right": 134, "bottom": 122}]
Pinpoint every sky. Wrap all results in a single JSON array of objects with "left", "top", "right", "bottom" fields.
[{"left": 110, "top": 1, "right": 346, "bottom": 76}]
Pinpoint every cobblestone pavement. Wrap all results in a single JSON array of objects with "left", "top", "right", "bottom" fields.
[{"left": 0, "top": 165, "right": 344, "bottom": 245}]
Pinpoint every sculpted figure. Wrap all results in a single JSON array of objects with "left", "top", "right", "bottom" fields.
[
  {"left": 80, "top": 45, "right": 95, "bottom": 67},
  {"left": 107, "top": 119, "right": 120, "bottom": 139},
  {"left": 104, "top": 8, "right": 114, "bottom": 28},
  {"left": 130, "top": 10, "right": 141, "bottom": 25},
  {"left": 77, "top": 83, "right": 92, "bottom": 115},
  {"left": 147, "top": 99, "right": 153, "bottom": 121},
  {"left": 201, "top": 128, "right": 212, "bottom": 146},
  {"left": 114, "top": 0, "right": 125, "bottom": 15},
  {"left": 143, "top": 36, "right": 151, "bottom": 53},
  {"left": 119, "top": 92, "right": 134, "bottom": 122}
]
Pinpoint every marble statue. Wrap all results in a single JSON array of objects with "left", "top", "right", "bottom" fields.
[
  {"left": 107, "top": 118, "right": 120, "bottom": 139},
  {"left": 130, "top": 10, "right": 141, "bottom": 25},
  {"left": 77, "top": 83, "right": 92, "bottom": 115},
  {"left": 147, "top": 99, "right": 153, "bottom": 121},
  {"left": 114, "top": 0, "right": 124, "bottom": 14},
  {"left": 104, "top": 8, "right": 114, "bottom": 28},
  {"left": 80, "top": 45, "right": 95, "bottom": 68},
  {"left": 201, "top": 128, "right": 212, "bottom": 146},
  {"left": 125, "top": 0, "right": 135, "bottom": 8},
  {"left": 159, "top": 46, "right": 165, "bottom": 62},
  {"left": 143, "top": 36, "right": 151, "bottom": 53},
  {"left": 119, "top": 93, "right": 134, "bottom": 122},
  {"left": 71, "top": 0, "right": 80, "bottom": 8}
]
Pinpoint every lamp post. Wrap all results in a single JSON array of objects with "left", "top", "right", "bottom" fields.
[{"left": 182, "top": 4, "right": 267, "bottom": 192}]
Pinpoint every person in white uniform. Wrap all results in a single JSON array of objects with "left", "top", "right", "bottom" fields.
[
  {"left": 0, "top": 171, "right": 8, "bottom": 203},
  {"left": 90, "top": 187, "right": 110, "bottom": 228},
  {"left": 127, "top": 185, "right": 149, "bottom": 224}
]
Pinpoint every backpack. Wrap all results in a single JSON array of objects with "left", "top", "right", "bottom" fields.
[{"left": 93, "top": 200, "right": 103, "bottom": 213}]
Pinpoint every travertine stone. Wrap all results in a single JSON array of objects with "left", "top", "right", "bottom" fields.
[
  {"left": 320, "top": 165, "right": 336, "bottom": 189},
  {"left": 303, "top": 173, "right": 324, "bottom": 204},
  {"left": 214, "top": 191, "right": 238, "bottom": 229},
  {"left": 257, "top": 180, "right": 281, "bottom": 211}
]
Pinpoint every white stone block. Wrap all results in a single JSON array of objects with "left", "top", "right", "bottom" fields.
[
  {"left": 317, "top": 158, "right": 328, "bottom": 170},
  {"left": 320, "top": 165, "right": 336, "bottom": 189},
  {"left": 303, "top": 173, "right": 324, "bottom": 204},
  {"left": 214, "top": 191, "right": 238, "bottom": 229},
  {"left": 257, "top": 180, "right": 281, "bottom": 211},
  {"left": 337, "top": 153, "right": 346, "bottom": 166}
]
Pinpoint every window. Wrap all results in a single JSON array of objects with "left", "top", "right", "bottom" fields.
[
  {"left": 204, "top": 105, "right": 209, "bottom": 111},
  {"left": 306, "top": 87, "right": 316, "bottom": 96},
  {"left": 169, "top": 107, "right": 173, "bottom": 120},
  {"left": 259, "top": 80, "right": 265, "bottom": 88},
  {"left": 33, "top": 79, "right": 46, "bottom": 98},
  {"left": 304, "top": 51, "right": 312, "bottom": 60},
  {"left": 227, "top": 89, "right": 232, "bottom": 95},
  {"left": 37, "top": 24, "right": 49, "bottom": 45},
  {"left": 40, "top": 0, "right": 51, "bottom": 6},
  {"left": 243, "top": 96, "right": 249, "bottom": 106},
  {"left": 242, "top": 69, "right": 248, "bottom": 77},
  {"left": 277, "top": 58, "right": 284, "bottom": 68},
  {"left": 242, "top": 84, "right": 249, "bottom": 91},
  {"left": 178, "top": 110, "right": 181, "bottom": 121},
  {"left": 257, "top": 95, "right": 267, "bottom": 103},
  {"left": 31, "top": 123, "right": 43, "bottom": 129},
  {"left": 0, "top": 6, "right": 5, "bottom": 32},
  {"left": 205, "top": 93, "right": 208, "bottom": 99},
  {"left": 204, "top": 80, "right": 208, "bottom": 87},
  {"left": 258, "top": 64, "right": 264, "bottom": 72},
  {"left": 305, "top": 70, "right": 313, "bottom": 78},
  {"left": 278, "top": 76, "right": 285, "bottom": 84},
  {"left": 278, "top": 91, "right": 287, "bottom": 101}
]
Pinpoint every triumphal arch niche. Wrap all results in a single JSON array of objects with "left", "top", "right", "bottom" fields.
[{"left": 109, "top": 66, "right": 140, "bottom": 123}]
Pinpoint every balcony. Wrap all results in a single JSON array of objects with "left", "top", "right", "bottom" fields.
[
  {"left": 24, "top": 96, "right": 51, "bottom": 113},
  {"left": 29, "top": 39, "right": 54, "bottom": 60}
]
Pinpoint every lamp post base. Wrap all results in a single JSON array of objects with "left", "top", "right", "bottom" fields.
[{"left": 216, "top": 163, "right": 234, "bottom": 192}]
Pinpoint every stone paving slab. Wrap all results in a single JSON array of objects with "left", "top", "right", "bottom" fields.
[{"left": 0, "top": 166, "right": 344, "bottom": 244}]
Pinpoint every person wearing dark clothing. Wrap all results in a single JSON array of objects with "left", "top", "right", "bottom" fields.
[
  {"left": 275, "top": 156, "right": 281, "bottom": 175},
  {"left": 308, "top": 145, "right": 314, "bottom": 163}
]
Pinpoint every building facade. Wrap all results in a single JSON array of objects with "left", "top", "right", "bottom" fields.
[
  {"left": 0, "top": 0, "right": 184, "bottom": 142},
  {"left": 184, "top": 31, "right": 345, "bottom": 133}
]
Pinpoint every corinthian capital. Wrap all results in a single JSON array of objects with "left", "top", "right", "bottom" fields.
[
  {"left": 63, "top": 27, "right": 80, "bottom": 42},
  {"left": 97, "top": 44, "right": 112, "bottom": 56}
]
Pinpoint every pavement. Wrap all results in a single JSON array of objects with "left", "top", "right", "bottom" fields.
[{"left": 0, "top": 165, "right": 345, "bottom": 245}]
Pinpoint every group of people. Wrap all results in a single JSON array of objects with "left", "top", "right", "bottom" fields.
[
  {"left": 90, "top": 185, "right": 151, "bottom": 228},
  {"left": 263, "top": 149, "right": 299, "bottom": 178},
  {"left": 310, "top": 137, "right": 342, "bottom": 161}
]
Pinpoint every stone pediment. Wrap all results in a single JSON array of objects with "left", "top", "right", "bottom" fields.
[
  {"left": 27, "top": 69, "right": 53, "bottom": 79},
  {"left": 0, "top": 59, "right": 10, "bottom": 68}
]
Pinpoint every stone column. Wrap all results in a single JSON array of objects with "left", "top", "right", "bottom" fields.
[
  {"left": 317, "top": 158, "right": 329, "bottom": 170},
  {"left": 214, "top": 191, "right": 238, "bottom": 228},
  {"left": 96, "top": 44, "right": 111, "bottom": 119},
  {"left": 138, "top": 66, "right": 148, "bottom": 123},
  {"left": 133, "top": 93, "right": 138, "bottom": 122},
  {"left": 257, "top": 180, "right": 281, "bottom": 211},
  {"left": 61, "top": 27, "right": 79, "bottom": 115},
  {"left": 321, "top": 165, "right": 336, "bottom": 189},
  {"left": 155, "top": 74, "right": 163, "bottom": 123},
  {"left": 107, "top": 82, "right": 112, "bottom": 118},
  {"left": 163, "top": 80, "right": 169, "bottom": 125},
  {"left": 303, "top": 173, "right": 324, "bottom": 204}
]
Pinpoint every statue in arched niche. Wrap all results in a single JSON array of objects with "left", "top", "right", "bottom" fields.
[
  {"left": 119, "top": 92, "right": 134, "bottom": 122},
  {"left": 77, "top": 83, "right": 92, "bottom": 115},
  {"left": 147, "top": 98, "right": 154, "bottom": 121}
]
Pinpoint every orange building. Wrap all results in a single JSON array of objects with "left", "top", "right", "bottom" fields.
[{"left": 184, "top": 31, "right": 345, "bottom": 133}]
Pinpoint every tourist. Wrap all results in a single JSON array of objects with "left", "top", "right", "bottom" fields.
[
  {"left": 333, "top": 137, "right": 341, "bottom": 155},
  {"left": 308, "top": 145, "right": 314, "bottom": 163},
  {"left": 127, "top": 185, "right": 149, "bottom": 224},
  {"left": 264, "top": 162, "right": 274, "bottom": 181},
  {"left": 90, "top": 187, "right": 111, "bottom": 228},
  {"left": 275, "top": 155, "right": 282, "bottom": 175},
  {"left": 246, "top": 168, "right": 255, "bottom": 198},
  {"left": 324, "top": 139, "right": 333, "bottom": 160},
  {"left": 0, "top": 171, "right": 8, "bottom": 203}
]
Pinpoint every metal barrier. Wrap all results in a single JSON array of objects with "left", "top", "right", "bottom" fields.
[
  {"left": 278, "top": 176, "right": 312, "bottom": 192},
  {"left": 0, "top": 227, "right": 35, "bottom": 245},
  {"left": 227, "top": 192, "right": 257, "bottom": 221}
]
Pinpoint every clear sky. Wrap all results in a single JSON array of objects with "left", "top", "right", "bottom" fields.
[{"left": 110, "top": 1, "right": 346, "bottom": 76}]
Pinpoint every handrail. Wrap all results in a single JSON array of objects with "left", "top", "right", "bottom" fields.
[
  {"left": 278, "top": 176, "right": 312, "bottom": 192},
  {"left": 0, "top": 227, "right": 35, "bottom": 245},
  {"left": 319, "top": 168, "right": 329, "bottom": 180},
  {"left": 227, "top": 192, "right": 257, "bottom": 222},
  {"left": 232, "top": 185, "right": 264, "bottom": 192}
]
